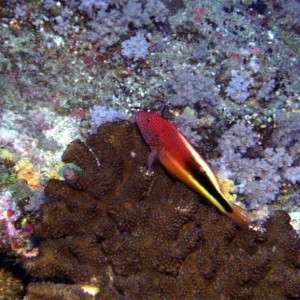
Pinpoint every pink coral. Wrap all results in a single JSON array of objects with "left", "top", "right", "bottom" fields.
[{"left": 0, "top": 191, "right": 35, "bottom": 256}]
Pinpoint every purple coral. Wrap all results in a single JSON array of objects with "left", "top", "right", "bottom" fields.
[
  {"left": 225, "top": 71, "right": 251, "bottom": 104},
  {"left": 214, "top": 121, "right": 296, "bottom": 209},
  {"left": 121, "top": 32, "right": 149, "bottom": 61},
  {"left": 90, "top": 105, "right": 127, "bottom": 134},
  {"left": 168, "top": 69, "right": 218, "bottom": 109}
]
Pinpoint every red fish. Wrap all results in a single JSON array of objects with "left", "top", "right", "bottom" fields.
[{"left": 136, "top": 111, "right": 252, "bottom": 229}]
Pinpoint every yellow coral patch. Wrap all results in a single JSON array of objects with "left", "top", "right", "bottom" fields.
[
  {"left": 14, "top": 158, "right": 42, "bottom": 190},
  {"left": 0, "top": 149, "right": 15, "bottom": 163}
]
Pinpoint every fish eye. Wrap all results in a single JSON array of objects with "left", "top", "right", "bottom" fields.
[{"left": 146, "top": 118, "right": 152, "bottom": 123}]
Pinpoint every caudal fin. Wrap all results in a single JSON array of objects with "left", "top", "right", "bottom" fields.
[{"left": 225, "top": 202, "right": 254, "bottom": 230}]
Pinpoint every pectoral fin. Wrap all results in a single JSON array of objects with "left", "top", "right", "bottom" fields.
[{"left": 147, "top": 149, "right": 158, "bottom": 172}]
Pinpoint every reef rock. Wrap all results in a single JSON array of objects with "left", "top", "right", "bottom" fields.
[{"left": 25, "top": 121, "right": 300, "bottom": 299}]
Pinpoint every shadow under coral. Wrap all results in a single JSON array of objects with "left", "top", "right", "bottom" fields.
[{"left": 24, "top": 121, "right": 300, "bottom": 300}]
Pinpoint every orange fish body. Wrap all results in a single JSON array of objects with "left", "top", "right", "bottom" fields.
[{"left": 136, "top": 111, "right": 252, "bottom": 229}]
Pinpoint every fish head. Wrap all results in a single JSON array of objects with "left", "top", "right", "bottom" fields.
[{"left": 136, "top": 111, "right": 163, "bottom": 147}]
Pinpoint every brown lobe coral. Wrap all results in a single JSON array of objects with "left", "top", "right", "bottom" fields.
[
  {"left": 25, "top": 121, "right": 300, "bottom": 299},
  {"left": 0, "top": 264, "right": 24, "bottom": 299}
]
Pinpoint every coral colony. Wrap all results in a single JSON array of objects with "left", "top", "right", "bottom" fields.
[
  {"left": 0, "top": 0, "right": 299, "bottom": 298},
  {"left": 25, "top": 122, "right": 300, "bottom": 299}
]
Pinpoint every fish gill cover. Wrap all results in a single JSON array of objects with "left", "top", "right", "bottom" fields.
[{"left": 24, "top": 121, "right": 300, "bottom": 300}]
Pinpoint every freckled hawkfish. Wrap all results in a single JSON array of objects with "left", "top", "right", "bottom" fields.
[{"left": 136, "top": 111, "right": 252, "bottom": 229}]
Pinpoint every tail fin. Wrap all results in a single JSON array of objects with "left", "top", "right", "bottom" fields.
[{"left": 225, "top": 202, "right": 254, "bottom": 230}]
